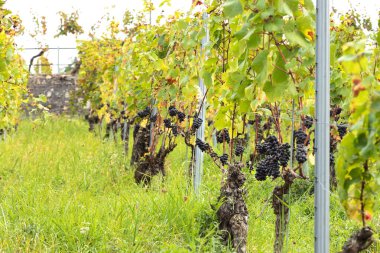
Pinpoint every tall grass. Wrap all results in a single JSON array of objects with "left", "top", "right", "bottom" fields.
[{"left": 0, "top": 117, "right": 376, "bottom": 252}]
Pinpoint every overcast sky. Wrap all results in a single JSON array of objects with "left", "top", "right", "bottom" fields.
[{"left": 4, "top": 0, "right": 380, "bottom": 73}]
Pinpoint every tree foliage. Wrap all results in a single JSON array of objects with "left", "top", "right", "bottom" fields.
[{"left": 0, "top": 2, "right": 28, "bottom": 131}]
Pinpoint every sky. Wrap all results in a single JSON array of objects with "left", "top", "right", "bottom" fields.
[{"left": 4, "top": 0, "right": 380, "bottom": 73}]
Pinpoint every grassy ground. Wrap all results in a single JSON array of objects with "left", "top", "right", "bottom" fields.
[{"left": 0, "top": 118, "right": 377, "bottom": 252}]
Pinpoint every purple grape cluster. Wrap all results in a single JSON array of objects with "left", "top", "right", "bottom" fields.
[
  {"left": 169, "top": 106, "right": 178, "bottom": 117},
  {"left": 172, "top": 125, "right": 179, "bottom": 136},
  {"left": 294, "top": 129, "right": 308, "bottom": 164},
  {"left": 137, "top": 107, "right": 150, "bottom": 118},
  {"left": 164, "top": 119, "right": 171, "bottom": 128},
  {"left": 255, "top": 136, "right": 291, "bottom": 181},
  {"left": 196, "top": 138, "right": 210, "bottom": 152},
  {"left": 150, "top": 114, "right": 157, "bottom": 123},
  {"left": 216, "top": 129, "right": 230, "bottom": 143},
  {"left": 192, "top": 117, "right": 203, "bottom": 131},
  {"left": 235, "top": 145, "right": 244, "bottom": 156},
  {"left": 220, "top": 154, "right": 229, "bottom": 165},
  {"left": 337, "top": 124, "right": 348, "bottom": 139},
  {"left": 177, "top": 112, "right": 186, "bottom": 122},
  {"left": 303, "top": 116, "right": 313, "bottom": 129},
  {"left": 255, "top": 155, "right": 280, "bottom": 181}
]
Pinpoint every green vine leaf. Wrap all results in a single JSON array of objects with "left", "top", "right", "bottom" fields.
[{"left": 223, "top": 0, "right": 243, "bottom": 18}]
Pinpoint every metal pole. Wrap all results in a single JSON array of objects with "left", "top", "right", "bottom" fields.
[
  {"left": 315, "top": 0, "right": 330, "bottom": 252},
  {"left": 194, "top": 12, "right": 209, "bottom": 195}
]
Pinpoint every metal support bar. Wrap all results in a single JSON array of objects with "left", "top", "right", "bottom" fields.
[
  {"left": 194, "top": 12, "right": 209, "bottom": 195},
  {"left": 315, "top": 0, "right": 330, "bottom": 252}
]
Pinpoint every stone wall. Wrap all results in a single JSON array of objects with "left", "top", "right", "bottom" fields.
[{"left": 28, "top": 75, "right": 83, "bottom": 114}]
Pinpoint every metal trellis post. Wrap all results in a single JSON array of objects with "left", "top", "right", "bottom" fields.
[
  {"left": 194, "top": 12, "right": 209, "bottom": 195},
  {"left": 315, "top": 0, "right": 330, "bottom": 252}
]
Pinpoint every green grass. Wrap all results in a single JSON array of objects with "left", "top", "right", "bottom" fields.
[{"left": 0, "top": 118, "right": 377, "bottom": 252}]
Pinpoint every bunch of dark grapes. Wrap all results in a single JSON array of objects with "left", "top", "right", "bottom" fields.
[
  {"left": 277, "top": 143, "right": 291, "bottom": 167},
  {"left": 177, "top": 112, "right": 186, "bottom": 122},
  {"left": 192, "top": 117, "right": 203, "bottom": 131},
  {"left": 294, "top": 129, "right": 308, "bottom": 145},
  {"left": 172, "top": 125, "right": 179, "bottom": 136},
  {"left": 257, "top": 135, "right": 279, "bottom": 156},
  {"left": 235, "top": 145, "right": 244, "bottom": 156},
  {"left": 168, "top": 106, "right": 178, "bottom": 117},
  {"left": 294, "top": 129, "right": 308, "bottom": 164},
  {"left": 137, "top": 107, "right": 150, "bottom": 118},
  {"left": 337, "top": 124, "right": 348, "bottom": 139},
  {"left": 220, "top": 154, "right": 229, "bottom": 166},
  {"left": 216, "top": 129, "right": 230, "bottom": 143},
  {"left": 255, "top": 159, "right": 268, "bottom": 181},
  {"left": 255, "top": 155, "right": 280, "bottom": 181},
  {"left": 210, "top": 152, "right": 219, "bottom": 159},
  {"left": 330, "top": 107, "right": 342, "bottom": 117},
  {"left": 150, "top": 114, "right": 157, "bottom": 123},
  {"left": 254, "top": 136, "right": 285, "bottom": 180},
  {"left": 331, "top": 107, "right": 343, "bottom": 121},
  {"left": 256, "top": 143, "right": 267, "bottom": 155},
  {"left": 303, "top": 116, "right": 313, "bottom": 129},
  {"left": 248, "top": 120, "right": 255, "bottom": 125},
  {"left": 164, "top": 119, "right": 172, "bottom": 128},
  {"left": 265, "top": 135, "right": 279, "bottom": 155},
  {"left": 296, "top": 144, "right": 307, "bottom": 164},
  {"left": 196, "top": 138, "right": 210, "bottom": 152}
]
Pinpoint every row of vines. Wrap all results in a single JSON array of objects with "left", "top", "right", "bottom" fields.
[
  {"left": 0, "top": 1, "right": 28, "bottom": 137},
  {"left": 75, "top": 0, "right": 380, "bottom": 252}
]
